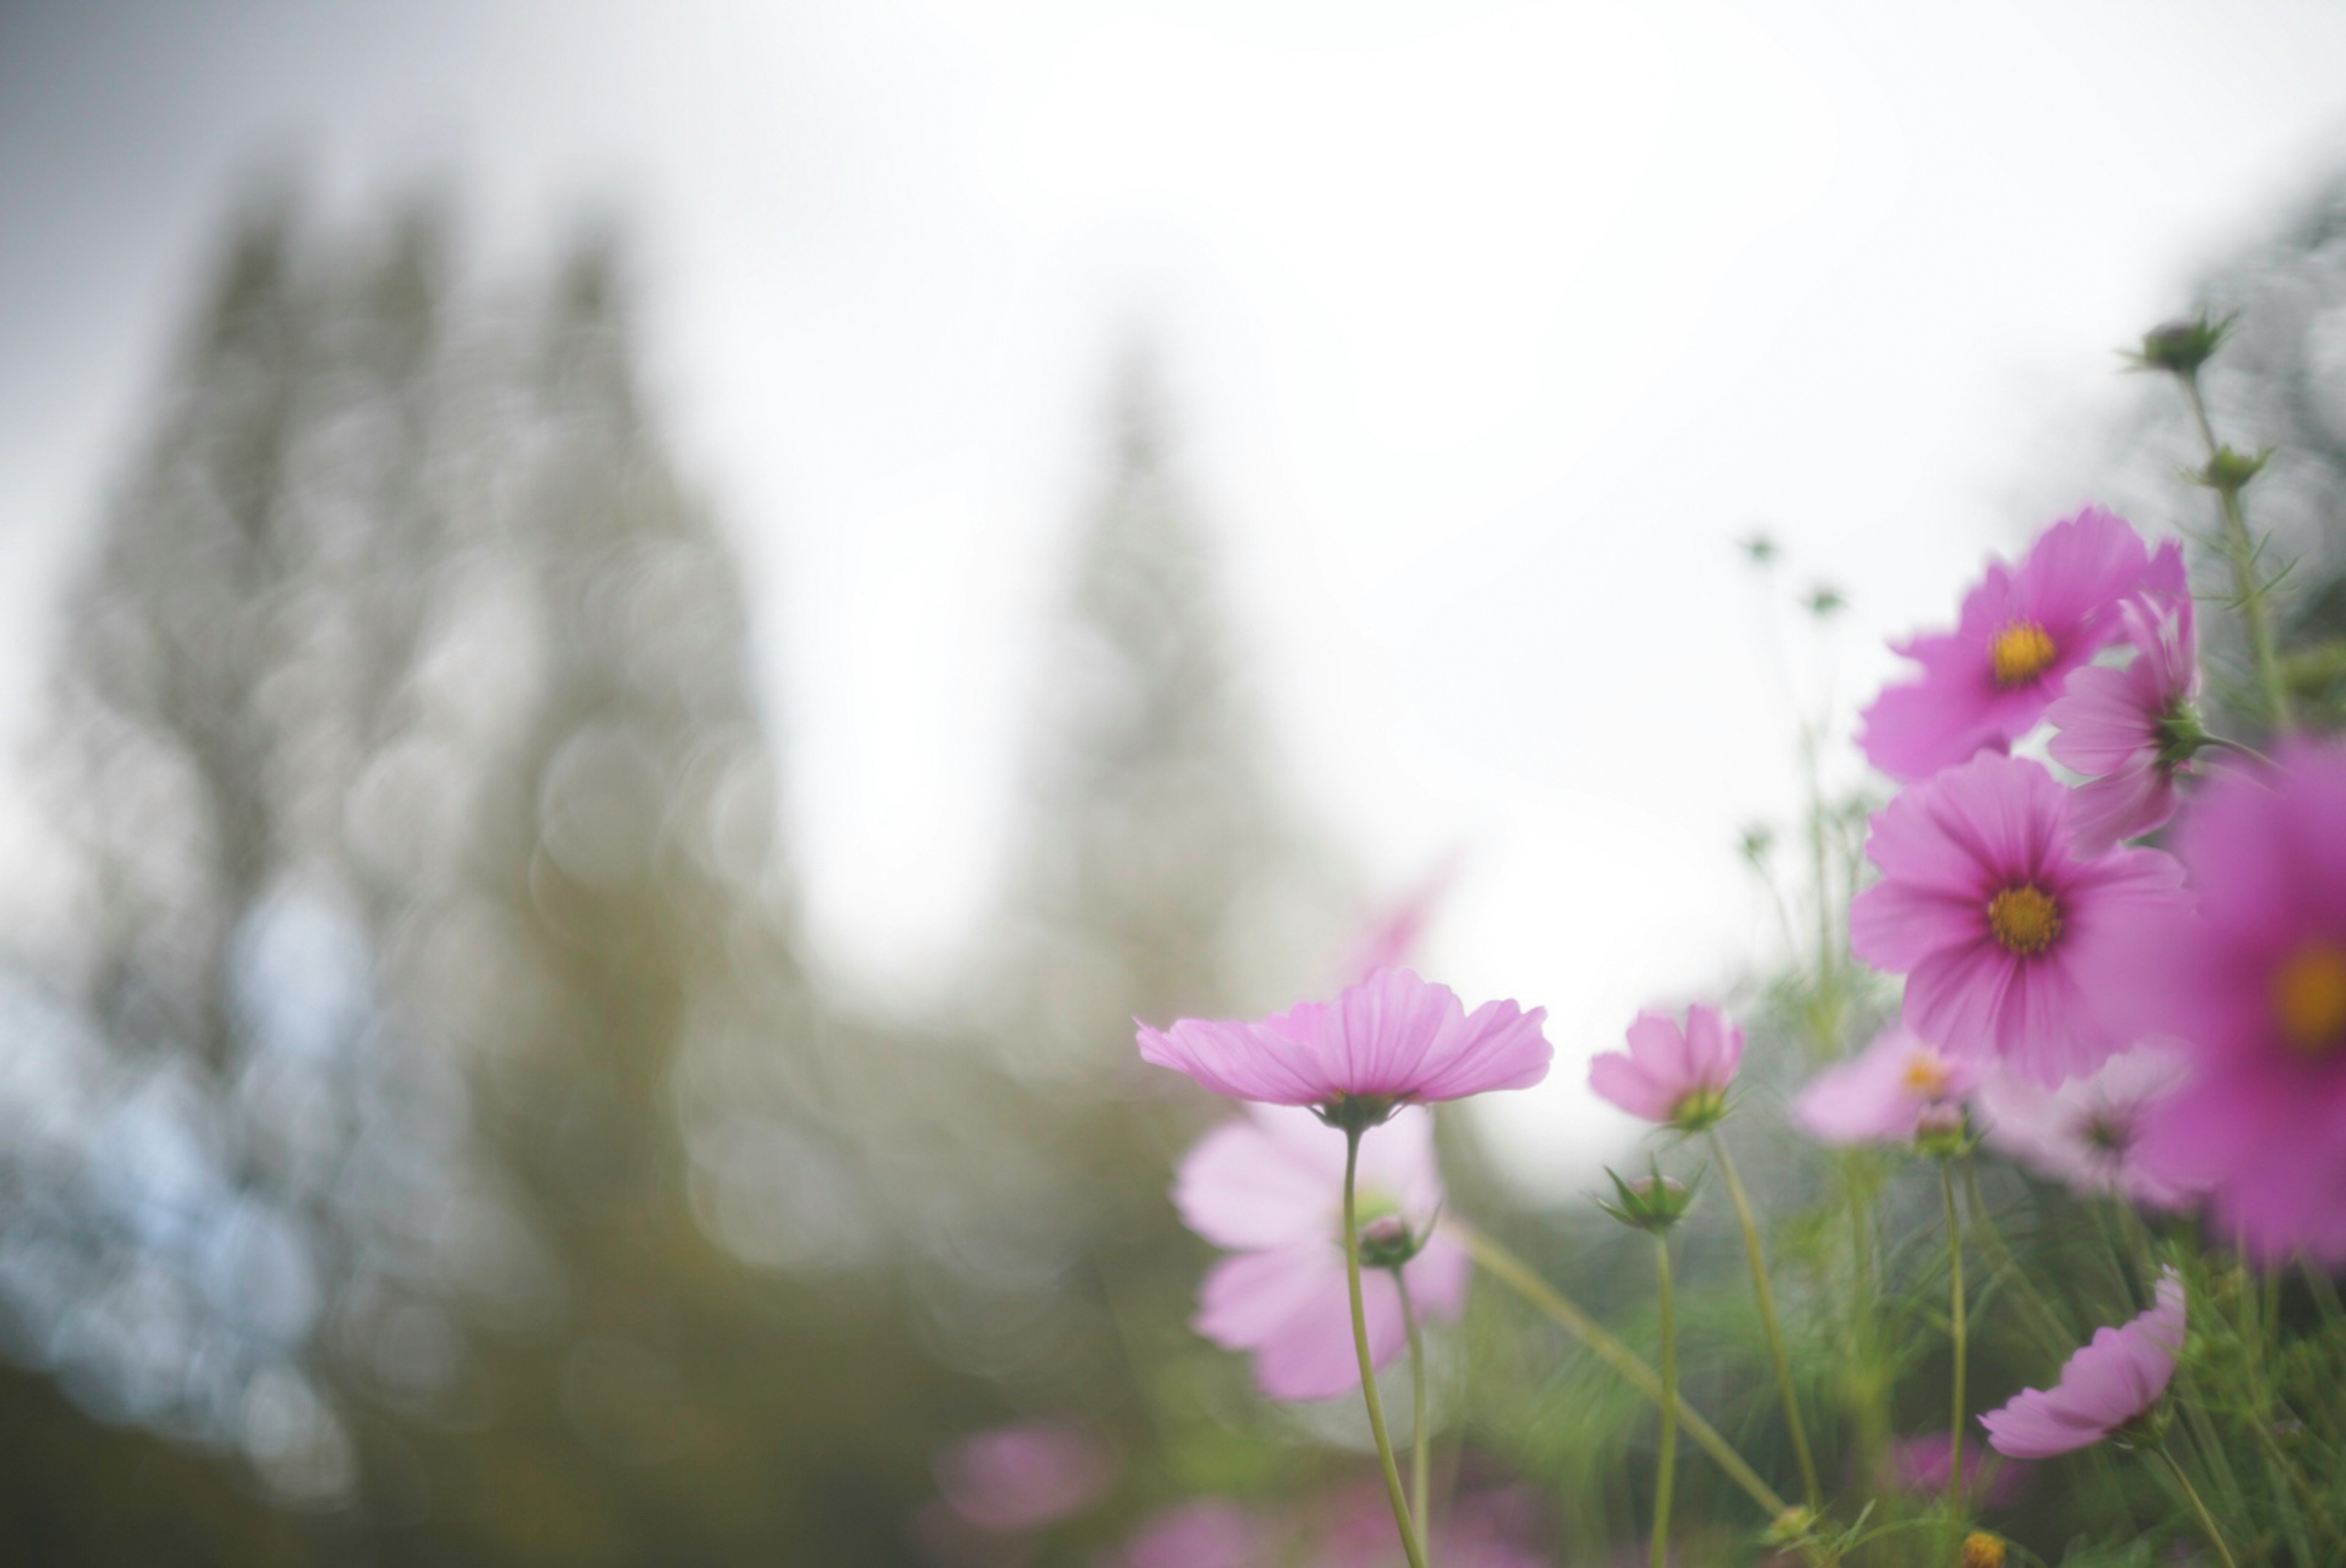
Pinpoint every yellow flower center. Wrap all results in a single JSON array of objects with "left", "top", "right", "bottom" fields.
[
  {"left": 1989, "top": 621, "right": 2058, "bottom": 687},
  {"left": 1960, "top": 1532, "right": 2008, "bottom": 1568},
  {"left": 2271, "top": 941, "right": 2346, "bottom": 1058},
  {"left": 1987, "top": 884, "right": 2062, "bottom": 957},
  {"left": 1900, "top": 1052, "right": 1951, "bottom": 1098}
]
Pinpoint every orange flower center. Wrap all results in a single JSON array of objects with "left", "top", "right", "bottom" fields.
[
  {"left": 1987, "top": 884, "right": 2062, "bottom": 957},
  {"left": 2271, "top": 941, "right": 2346, "bottom": 1058},
  {"left": 1989, "top": 621, "right": 2058, "bottom": 687},
  {"left": 1899, "top": 1052, "right": 1951, "bottom": 1098}
]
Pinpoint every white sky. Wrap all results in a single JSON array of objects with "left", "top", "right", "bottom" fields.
[{"left": 5, "top": 0, "right": 2346, "bottom": 1191}]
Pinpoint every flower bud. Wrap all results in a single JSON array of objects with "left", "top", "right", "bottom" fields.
[
  {"left": 2127, "top": 315, "right": 2230, "bottom": 377},
  {"left": 2194, "top": 444, "right": 2270, "bottom": 496},
  {"left": 1356, "top": 1212, "right": 1429, "bottom": 1271},
  {"left": 1598, "top": 1165, "right": 1698, "bottom": 1234},
  {"left": 1913, "top": 1103, "right": 1970, "bottom": 1159}
]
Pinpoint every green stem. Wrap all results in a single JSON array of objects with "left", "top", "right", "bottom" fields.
[
  {"left": 1959, "top": 1161, "right": 2071, "bottom": 1357},
  {"left": 2151, "top": 1445, "right": 2240, "bottom": 1568},
  {"left": 1652, "top": 1236, "right": 1678, "bottom": 1568},
  {"left": 1940, "top": 1161, "right": 1968, "bottom": 1517},
  {"left": 1343, "top": 1128, "right": 1427, "bottom": 1568},
  {"left": 1396, "top": 1268, "right": 1432, "bottom": 1565},
  {"left": 2182, "top": 373, "right": 2292, "bottom": 730},
  {"left": 1709, "top": 1130, "right": 1822, "bottom": 1512},
  {"left": 1458, "top": 1225, "right": 1789, "bottom": 1521}
]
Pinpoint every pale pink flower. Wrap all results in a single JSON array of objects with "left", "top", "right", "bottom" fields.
[
  {"left": 2122, "top": 743, "right": 2346, "bottom": 1262},
  {"left": 1588, "top": 1004, "right": 1742, "bottom": 1131},
  {"left": 1980, "top": 1268, "right": 2185, "bottom": 1458},
  {"left": 1859, "top": 509, "right": 2182, "bottom": 781},
  {"left": 2047, "top": 588, "right": 2202, "bottom": 853},
  {"left": 1344, "top": 854, "right": 1461, "bottom": 980},
  {"left": 1884, "top": 1433, "right": 2033, "bottom": 1509},
  {"left": 1794, "top": 1026, "right": 1976, "bottom": 1145},
  {"left": 1972, "top": 1046, "right": 2198, "bottom": 1209},
  {"left": 1107, "top": 1500, "right": 1273, "bottom": 1568},
  {"left": 1174, "top": 1106, "right": 1467, "bottom": 1402},
  {"left": 935, "top": 1420, "right": 1116, "bottom": 1532},
  {"left": 1849, "top": 752, "right": 2188, "bottom": 1084},
  {"left": 1137, "top": 968, "right": 1551, "bottom": 1113}
]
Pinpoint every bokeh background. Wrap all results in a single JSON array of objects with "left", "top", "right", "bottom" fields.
[{"left": 3, "top": 2, "right": 2346, "bottom": 1562}]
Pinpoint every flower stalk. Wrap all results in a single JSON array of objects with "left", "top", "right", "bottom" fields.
[
  {"left": 1651, "top": 1233, "right": 1678, "bottom": 1568},
  {"left": 1396, "top": 1269, "right": 1431, "bottom": 1563},
  {"left": 1940, "top": 1159, "right": 1968, "bottom": 1515},
  {"left": 2176, "top": 369, "right": 2292, "bottom": 731},
  {"left": 1342, "top": 1126, "right": 1427, "bottom": 1568},
  {"left": 1709, "top": 1129, "right": 1822, "bottom": 1512},
  {"left": 2150, "top": 1444, "right": 2240, "bottom": 1568}
]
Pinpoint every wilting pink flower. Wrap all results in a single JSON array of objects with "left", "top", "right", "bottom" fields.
[
  {"left": 1108, "top": 1500, "right": 1273, "bottom": 1568},
  {"left": 2126, "top": 745, "right": 2346, "bottom": 1262},
  {"left": 1980, "top": 1267, "right": 2185, "bottom": 1458},
  {"left": 1858, "top": 509, "right": 2182, "bottom": 782},
  {"left": 1175, "top": 1105, "right": 1467, "bottom": 1401},
  {"left": 1138, "top": 968, "right": 1551, "bottom": 1113},
  {"left": 2047, "top": 588, "right": 2202, "bottom": 853},
  {"left": 1589, "top": 1004, "right": 1742, "bottom": 1131},
  {"left": 1794, "top": 1026, "right": 1976, "bottom": 1145},
  {"left": 935, "top": 1420, "right": 1116, "bottom": 1533},
  {"left": 1883, "top": 1433, "right": 2033, "bottom": 1509},
  {"left": 1849, "top": 752, "right": 2188, "bottom": 1084},
  {"left": 1973, "top": 1046, "right": 2198, "bottom": 1209}
]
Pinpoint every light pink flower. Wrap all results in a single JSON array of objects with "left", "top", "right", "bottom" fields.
[
  {"left": 1858, "top": 509, "right": 2182, "bottom": 782},
  {"left": 1174, "top": 1105, "right": 1467, "bottom": 1402},
  {"left": 1588, "top": 1004, "right": 1742, "bottom": 1130},
  {"left": 1344, "top": 855, "right": 1461, "bottom": 980},
  {"left": 935, "top": 1420, "right": 1116, "bottom": 1533},
  {"left": 1979, "top": 1267, "right": 2185, "bottom": 1458},
  {"left": 1793, "top": 1026, "right": 1976, "bottom": 1145},
  {"left": 2124, "top": 743, "right": 2346, "bottom": 1262},
  {"left": 1137, "top": 968, "right": 1551, "bottom": 1112},
  {"left": 1972, "top": 1045, "right": 2198, "bottom": 1209},
  {"left": 1884, "top": 1433, "right": 2033, "bottom": 1509},
  {"left": 1108, "top": 1500, "right": 1273, "bottom": 1568},
  {"left": 2046, "top": 588, "right": 2201, "bottom": 853},
  {"left": 1849, "top": 752, "right": 2188, "bottom": 1084}
]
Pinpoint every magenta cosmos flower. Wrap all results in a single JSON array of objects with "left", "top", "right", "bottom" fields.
[
  {"left": 1137, "top": 968, "right": 1551, "bottom": 1117},
  {"left": 1794, "top": 1026, "right": 1976, "bottom": 1145},
  {"left": 1174, "top": 1104, "right": 1467, "bottom": 1401},
  {"left": 1980, "top": 1267, "right": 2185, "bottom": 1459},
  {"left": 2046, "top": 588, "right": 2202, "bottom": 854},
  {"left": 1588, "top": 1004, "right": 1742, "bottom": 1132},
  {"left": 2127, "top": 744, "right": 2346, "bottom": 1261},
  {"left": 934, "top": 1420, "right": 1116, "bottom": 1532},
  {"left": 1973, "top": 1045, "right": 2198, "bottom": 1210},
  {"left": 1858, "top": 509, "right": 2182, "bottom": 781},
  {"left": 1849, "top": 752, "right": 2188, "bottom": 1084}
]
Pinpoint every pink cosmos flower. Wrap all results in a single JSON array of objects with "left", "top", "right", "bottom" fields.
[
  {"left": 1849, "top": 752, "right": 2188, "bottom": 1084},
  {"left": 1979, "top": 1267, "right": 2185, "bottom": 1459},
  {"left": 1794, "top": 1026, "right": 1976, "bottom": 1145},
  {"left": 2125, "top": 744, "right": 2346, "bottom": 1261},
  {"left": 1972, "top": 1045, "right": 2198, "bottom": 1210},
  {"left": 1174, "top": 1105, "right": 1467, "bottom": 1401},
  {"left": 1588, "top": 1004, "right": 1742, "bottom": 1131},
  {"left": 1108, "top": 1500, "right": 1273, "bottom": 1568},
  {"left": 1858, "top": 509, "right": 2182, "bottom": 781},
  {"left": 935, "top": 1420, "right": 1117, "bottom": 1533},
  {"left": 2046, "top": 588, "right": 2202, "bottom": 853},
  {"left": 1884, "top": 1433, "right": 2032, "bottom": 1509},
  {"left": 1137, "top": 968, "right": 1551, "bottom": 1114}
]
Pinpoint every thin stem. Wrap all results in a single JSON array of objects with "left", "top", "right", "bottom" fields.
[
  {"left": 1708, "top": 1130, "right": 1822, "bottom": 1512},
  {"left": 2201, "top": 733, "right": 2278, "bottom": 769},
  {"left": 1343, "top": 1128, "right": 1427, "bottom": 1568},
  {"left": 1959, "top": 1161, "right": 2071, "bottom": 1357},
  {"left": 1457, "top": 1225, "right": 1789, "bottom": 1520},
  {"left": 2181, "top": 373, "right": 2292, "bottom": 730},
  {"left": 1940, "top": 1161, "right": 1968, "bottom": 1517},
  {"left": 1652, "top": 1236, "right": 1678, "bottom": 1568},
  {"left": 2151, "top": 1445, "right": 2240, "bottom": 1568},
  {"left": 1396, "top": 1268, "right": 1431, "bottom": 1564}
]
